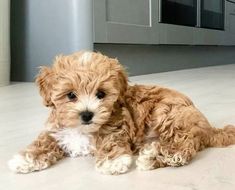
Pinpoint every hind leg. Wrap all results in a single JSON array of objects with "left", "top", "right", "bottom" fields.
[{"left": 136, "top": 139, "right": 196, "bottom": 170}]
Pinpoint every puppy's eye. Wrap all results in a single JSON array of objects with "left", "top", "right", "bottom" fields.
[
  {"left": 96, "top": 90, "right": 106, "bottom": 99},
  {"left": 67, "top": 92, "right": 77, "bottom": 101}
]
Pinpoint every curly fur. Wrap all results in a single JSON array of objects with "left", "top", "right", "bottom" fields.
[{"left": 8, "top": 51, "right": 235, "bottom": 174}]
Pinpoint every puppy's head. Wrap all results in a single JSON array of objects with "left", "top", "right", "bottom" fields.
[{"left": 36, "top": 51, "right": 127, "bottom": 133}]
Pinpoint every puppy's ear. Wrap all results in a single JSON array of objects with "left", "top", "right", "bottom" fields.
[
  {"left": 110, "top": 58, "right": 128, "bottom": 96},
  {"left": 35, "top": 66, "right": 55, "bottom": 107}
]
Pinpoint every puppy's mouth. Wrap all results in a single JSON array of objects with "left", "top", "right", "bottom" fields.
[
  {"left": 79, "top": 121, "right": 100, "bottom": 134},
  {"left": 82, "top": 121, "right": 93, "bottom": 125}
]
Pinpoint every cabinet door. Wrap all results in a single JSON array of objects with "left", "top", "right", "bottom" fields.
[
  {"left": 94, "top": 0, "right": 159, "bottom": 44},
  {"left": 193, "top": 0, "right": 225, "bottom": 45},
  {"left": 201, "top": 0, "right": 224, "bottom": 30},
  {"left": 224, "top": 0, "right": 235, "bottom": 45},
  {"left": 160, "top": 0, "right": 197, "bottom": 27}
]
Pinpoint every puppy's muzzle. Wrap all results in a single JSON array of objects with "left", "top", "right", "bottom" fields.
[{"left": 80, "top": 111, "right": 94, "bottom": 124}]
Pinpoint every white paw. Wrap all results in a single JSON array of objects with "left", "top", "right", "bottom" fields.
[
  {"left": 96, "top": 154, "right": 132, "bottom": 175},
  {"left": 136, "top": 144, "right": 158, "bottom": 171},
  {"left": 8, "top": 154, "right": 48, "bottom": 174},
  {"left": 67, "top": 150, "right": 90, "bottom": 158},
  {"left": 165, "top": 152, "right": 187, "bottom": 167}
]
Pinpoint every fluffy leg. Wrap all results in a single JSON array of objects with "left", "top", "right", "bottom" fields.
[
  {"left": 96, "top": 154, "right": 132, "bottom": 175},
  {"left": 8, "top": 131, "right": 65, "bottom": 173},
  {"left": 136, "top": 140, "right": 196, "bottom": 170},
  {"left": 95, "top": 132, "right": 133, "bottom": 175}
]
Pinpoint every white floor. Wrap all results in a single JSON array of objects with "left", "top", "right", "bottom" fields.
[{"left": 1, "top": 64, "right": 235, "bottom": 190}]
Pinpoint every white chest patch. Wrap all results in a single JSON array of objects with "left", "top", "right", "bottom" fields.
[{"left": 51, "top": 128, "right": 94, "bottom": 157}]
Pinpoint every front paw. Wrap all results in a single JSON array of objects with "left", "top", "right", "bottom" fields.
[
  {"left": 8, "top": 154, "right": 48, "bottom": 174},
  {"left": 95, "top": 154, "right": 132, "bottom": 175}
]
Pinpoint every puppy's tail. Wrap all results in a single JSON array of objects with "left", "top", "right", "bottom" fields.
[{"left": 208, "top": 125, "right": 235, "bottom": 147}]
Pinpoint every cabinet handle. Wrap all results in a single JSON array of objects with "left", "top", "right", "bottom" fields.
[{"left": 158, "top": 0, "right": 162, "bottom": 22}]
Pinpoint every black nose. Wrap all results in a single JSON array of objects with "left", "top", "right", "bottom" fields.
[{"left": 80, "top": 111, "right": 94, "bottom": 123}]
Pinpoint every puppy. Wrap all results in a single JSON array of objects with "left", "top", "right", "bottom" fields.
[{"left": 8, "top": 51, "right": 235, "bottom": 175}]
